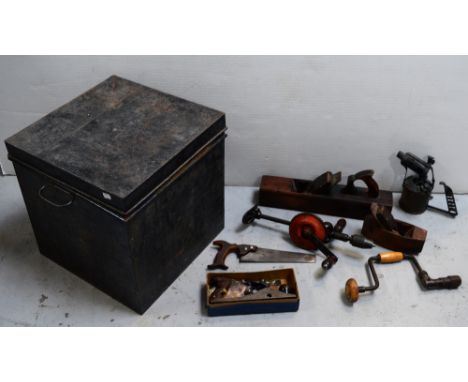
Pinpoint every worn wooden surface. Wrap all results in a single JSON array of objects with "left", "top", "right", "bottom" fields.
[{"left": 0, "top": 177, "right": 467, "bottom": 326}]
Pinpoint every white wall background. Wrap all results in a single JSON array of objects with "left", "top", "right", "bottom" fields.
[{"left": 1, "top": 56, "right": 467, "bottom": 192}]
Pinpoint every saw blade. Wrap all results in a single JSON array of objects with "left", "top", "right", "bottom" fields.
[{"left": 239, "top": 247, "right": 316, "bottom": 263}]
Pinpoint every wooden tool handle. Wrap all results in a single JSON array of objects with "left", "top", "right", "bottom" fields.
[
  {"left": 344, "top": 170, "right": 379, "bottom": 197},
  {"left": 378, "top": 251, "right": 404, "bottom": 263},
  {"left": 207, "top": 241, "right": 256, "bottom": 270},
  {"left": 333, "top": 218, "right": 347, "bottom": 234},
  {"left": 345, "top": 278, "right": 360, "bottom": 303},
  {"left": 371, "top": 203, "right": 398, "bottom": 232},
  {"left": 360, "top": 172, "right": 379, "bottom": 198},
  {"left": 304, "top": 171, "right": 342, "bottom": 194},
  {"left": 207, "top": 241, "right": 240, "bottom": 270},
  {"left": 422, "top": 273, "right": 462, "bottom": 290}
]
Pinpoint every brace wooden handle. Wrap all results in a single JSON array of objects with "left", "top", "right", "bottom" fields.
[
  {"left": 345, "top": 278, "right": 360, "bottom": 303},
  {"left": 378, "top": 251, "right": 404, "bottom": 263}
]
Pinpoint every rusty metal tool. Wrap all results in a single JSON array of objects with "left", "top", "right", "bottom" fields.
[
  {"left": 210, "top": 288, "right": 297, "bottom": 304},
  {"left": 345, "top": 251, "right": 462, "bottom": 303},
  {"left": 242, "top": 205, "right": 373, "bottom": 270},
  {"left": 258, "top": 169, "right": 393, "bottom": 220},
  {"left": 397, "top": 151, "right": 458, "bottom": 217},
  {"left": 207, "top": 240, "right": 315, "bottom": 270},
  {"left": 208, "top": 276, "right": 297, "bottom": 304}
]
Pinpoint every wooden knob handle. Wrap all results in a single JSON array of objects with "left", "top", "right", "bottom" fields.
[
  {"left": 333, "top": 218, "right": 347, "bottom": 234},
  {"left": 345, "top": 278, "right": 360, "bottom": 303}
]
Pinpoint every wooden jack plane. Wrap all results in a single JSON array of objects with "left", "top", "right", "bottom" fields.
[{"left": 258, "top": 169, "right": 393, "bottom": 220}]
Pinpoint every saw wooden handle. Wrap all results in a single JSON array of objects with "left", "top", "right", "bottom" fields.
[
  {"left": 207, "top": 240, "right": 257, "bottom": 271},
  {"left": 207, "top": 241, "right": 239, "bottom": 270}
]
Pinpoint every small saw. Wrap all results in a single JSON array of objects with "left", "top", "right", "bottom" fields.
[{"left": 207, "top": 240, "right": 315, "bottom": 270}]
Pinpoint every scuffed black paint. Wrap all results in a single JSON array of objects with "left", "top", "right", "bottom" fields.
[
  {"left": 5, "top": 75, "right": 225, "bottom": 212},
  {"left": 6, "top": 76, "right": 226, "bottom": 314}
]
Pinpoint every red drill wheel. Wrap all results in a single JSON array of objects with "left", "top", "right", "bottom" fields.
[{"left": 289, "top": 213, "right": 327, "bottom": 250}]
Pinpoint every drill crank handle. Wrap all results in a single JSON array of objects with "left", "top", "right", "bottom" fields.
[
  {"left": 302, "top": 229, "right": 338, "bottom": 270},
  {"left": 333, "top": 218, "right": 347, "bottom": 233}
]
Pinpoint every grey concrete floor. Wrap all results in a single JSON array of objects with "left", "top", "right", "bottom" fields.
[{"left": 0, "top": 176, "right": 467, "bottom": 326}]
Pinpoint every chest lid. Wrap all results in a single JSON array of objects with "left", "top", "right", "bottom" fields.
[{"left": 6, "top": 75, "right": 226, "bottom": 213}]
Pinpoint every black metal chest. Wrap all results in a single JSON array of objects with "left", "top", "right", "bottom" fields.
[{"left": 5, "top": 75, "right": 226, "bottom": 314}]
